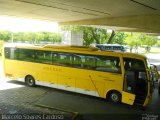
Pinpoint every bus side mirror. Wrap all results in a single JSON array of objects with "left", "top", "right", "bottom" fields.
[{"left": 150, "top": 64, "right": 157, "bottom": 71}]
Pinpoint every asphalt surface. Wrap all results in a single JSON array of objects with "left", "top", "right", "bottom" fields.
[{"left": 145, "top": 53, "right": 160, "bottom": 64}]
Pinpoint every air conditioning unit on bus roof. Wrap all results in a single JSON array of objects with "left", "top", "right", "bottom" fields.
[{"left": 43, "top": 45, "right": 99, "bottom": 51}]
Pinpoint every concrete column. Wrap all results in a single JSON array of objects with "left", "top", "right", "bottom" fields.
[{"left": 61, "top": 30, "right": 83, "bottom": 46}]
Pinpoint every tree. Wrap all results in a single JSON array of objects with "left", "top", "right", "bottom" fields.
[
  {"left": 52, "top": 33, "right": 62, "bottom": 43},
  {"left": 0, "top": 30, "right": 12, "bottom": 41},
  {"left": 0, "top": 40, "right": 4, "bottom": 56},
  {"left": 124, "top": 33, "right": 142, "bottom": 52},
  {"left": 112, "top": 32, "right": 126, "bottom": 45},
  {"left": 140, "top": 34, "right": 158, "bottom": 52},
  {"left": 0, "top": 30, "right": 62, "bottom": 44},
  {"left": 83, "top": 27, "right": 111, "bottom": 46},
  {"left": 107, "top": 30, "right": 115, "bottom": 44},
  {"left": 124, "top": 33, "right": 158, "bottom": 53},
  {"left": 156, "top": 40, "right": 160, "bottom": 47},
  {"left": 24, "top": 32, "right": 36, "bottom": 43},
  {"left": 40, "top": 32, "right": 62, "bottom": 43}
]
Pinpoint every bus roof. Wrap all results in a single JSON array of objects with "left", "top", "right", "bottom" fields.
[{"left": 4, "top": 43, "right": 99, "bottom": 51}]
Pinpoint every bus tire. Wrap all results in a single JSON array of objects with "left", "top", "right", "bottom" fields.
[
  {"left": 107, "top": 91, "right": 121, "bottom": 104},
  {"left": 25, "top": 75, "right": 35, "bottom": 87}
]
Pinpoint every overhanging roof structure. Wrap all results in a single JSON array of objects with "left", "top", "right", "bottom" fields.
[{"left": 0, "top": 0, "right": 160, "bottom": 34}]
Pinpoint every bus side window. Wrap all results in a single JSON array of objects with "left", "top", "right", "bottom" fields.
[
  {"left": 4, "top": 47, "right": 18, "bottom": 59},
  {"left": 35, "top": 51, "right": 52, "bottom": 64},
  {"left": 73, "top": 55, "right": 83, "bottom": 68},
  {"left": 96, "top": 56, "right": 121, "bottom": 73},
  {"left": 4, "top": 47, "right": 11, "bottom": 59},
  {"left": 52, "top": 53, "right": 59, "bottom": 63},
  {"left": 83, "top": 56, "right": 96, "bottom": 69},
  {"left": 13, "top": 48, "right": 19, "bottom": 60},
  {"left": 18, "top": 49, "right": 35, "bottom": 62},
  {"left": 57, "top": 53, "right": 72, "bottom": 66}
]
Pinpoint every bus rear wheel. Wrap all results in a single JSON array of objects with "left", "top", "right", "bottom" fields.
[
  {"left": 107, "top": 91, "right": 121, "bottom": 104},
  {"left": 25, "top": 75, "right": 35, "bottom": 87}
]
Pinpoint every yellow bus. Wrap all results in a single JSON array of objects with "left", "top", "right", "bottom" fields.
[{"left": 3, "top": 43, "right": 156, "bottom": 107}]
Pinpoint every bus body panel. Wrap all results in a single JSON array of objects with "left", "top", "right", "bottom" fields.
[{"left": 93, "top": 73, "right": 123, "bottom": 97}]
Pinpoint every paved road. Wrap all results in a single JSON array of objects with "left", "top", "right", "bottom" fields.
[
  {"left": 145, "top": 53, "right": 160, "bottom": 64},
  {"left": 0, "top": 59, "right": 4, "bottom": 81}
]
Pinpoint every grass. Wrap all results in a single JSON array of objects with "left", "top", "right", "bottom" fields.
[{"left": 131, "top": 47, "right": 160, "bottom": 55}]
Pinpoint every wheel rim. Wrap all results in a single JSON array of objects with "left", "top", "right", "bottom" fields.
[
  {"left": 28, "top": 78, "right": 33, "bottom": 85},
  {"left": 111, "top": 93, "right": 119, "bottom": 102},
  {"left": 27, "top": 77, "right": 34, "bottom": 86}
]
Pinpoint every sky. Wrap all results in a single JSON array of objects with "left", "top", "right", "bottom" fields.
[{"left": 0, "top": 16, "right": 59, "bottom": 32}]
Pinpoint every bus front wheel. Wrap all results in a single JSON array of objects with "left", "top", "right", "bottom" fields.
[
  {"left": 25, "top": 75, "right": 35, "bottom": 87},
  {"left": 107, "top": 91, "right": 121, "bottom": 104}
]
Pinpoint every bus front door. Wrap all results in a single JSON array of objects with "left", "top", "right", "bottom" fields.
[{"left": 122, "top": 91, "right": 135, "bottom": 105}]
